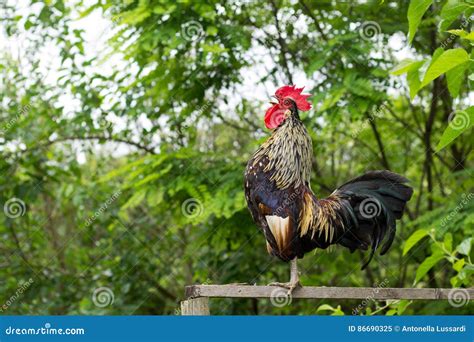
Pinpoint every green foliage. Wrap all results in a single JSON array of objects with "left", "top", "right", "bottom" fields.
[
  {"left": 316, "top": 304, "right": 345, "bottom": 316},
  {"left": 436, "top": 107, "right": 474, "bottom": 151},
  {"left": 407, "top": 0, "right": 433, "bottom": 43},
  {"left": 405, "top": 191, "right": 474, "bottom": 287},
  {"left": 0, "top": 0, "right": 472, "bottom": 316},
  {"left": 403, "top": 229, "right": 429, "bottom": 256},
  {"left": 393, "top": 1, "right": 473, "bottom": 150},
  {"left": 415, "top": 252, "right": 444, "bottom": 283},
  {"left": 421, "top": 48, "right": 469, "bottom": 87},
  {"left": 439, "top": 0, "right": 470, "bottom": 31}
]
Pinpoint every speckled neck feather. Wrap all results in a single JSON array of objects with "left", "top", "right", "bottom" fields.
[{"left": 252, "top": 116, "right": 313, "bottom": 189}]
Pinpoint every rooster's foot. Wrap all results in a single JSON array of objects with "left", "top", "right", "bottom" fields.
[{"left": 267, "top": 280, "right": 301, "bottom": 296}]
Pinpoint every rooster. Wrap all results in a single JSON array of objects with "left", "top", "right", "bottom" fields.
[{"left": 244, "top": 85, "right": 413, "bottom": 294}]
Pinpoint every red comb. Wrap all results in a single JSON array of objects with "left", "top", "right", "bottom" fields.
[{"left": 275, "top": 85, "right": 312, "bottom": 111}]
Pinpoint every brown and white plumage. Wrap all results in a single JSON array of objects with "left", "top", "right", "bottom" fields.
[{"left": 244, "top": 86, "right": 413, "bottom": 287}]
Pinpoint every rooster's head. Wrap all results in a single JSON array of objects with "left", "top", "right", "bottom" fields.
[{"left": 264, "top": 85, "right": 312, "bottom": 130}]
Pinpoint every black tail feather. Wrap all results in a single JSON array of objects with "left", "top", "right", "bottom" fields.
[{"left": 337, "top": 170, "right": 413, "bottom": 269}]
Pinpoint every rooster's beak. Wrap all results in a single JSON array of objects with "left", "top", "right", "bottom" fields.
[{"left": 269, "top": 95, "right": 278, "bottom": 105}]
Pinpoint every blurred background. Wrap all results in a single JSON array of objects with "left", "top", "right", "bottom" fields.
[{"left": 0, "top": 0, "right": 472, "bottom": 315}]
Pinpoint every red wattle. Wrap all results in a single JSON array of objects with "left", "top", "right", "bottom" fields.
[{"left": 264, "top": 105, "right": 285, "bottom": 130}]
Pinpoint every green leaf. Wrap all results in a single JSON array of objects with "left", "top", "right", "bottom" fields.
[
  {"left": 444, "top": 233, "right": 453, "bottom": 252},
  {"left": 446, "top": 61, "right": 468, "bottom": 97},
  {"left": 436, "top": 106, "right": 474, "bottom": 151},
  {"left": 397, "top": 300, "right": 411, "bottom": 315},
  {"left": 122, "top": 189, "right": 146, "bottom": 210},
  {"left": 146, "top": 189, "right": 164, "bottom": 206},
  {"left": 317, "top": 304, "right": 336, "bottom": 312},
  {"left": 331, "top": 305, "right": 345, "bottom": 316},
  {"left": 440, "top": 0, "right": 469, "bottom": 31},
  {"left": 453, "top": 258, "right": 465, "bottom": 272},
  {"left": 407, "top": 67, "right": 422, "bottom": 99},
  {"left": 119, "top": 7, "right": 151, "bottom": 25},
  {"left": 415, "top": 252, "right": 444, "bottom": 283},
  {"left": 24, "top": 20, "right": 33, "bottom": 30},
  {"left": 317, "top": 304, "right": 344, "bottom": 315},
  {"left": 319, "top": 87, "right": 345, "bottom": 111},
  {"left": 391, "top": 59, "right": 422, "bottom": 75},
  {"left": 307, "top": 57, "right": 328, "bottom": 74},
  {"left": 446, "top": 30, "right": 474, "bottom": 41},
  {"left": 395, "top": 59, "right": 425, "bottom": 99},
  {"left": 447, "top": 29, "right": 468, "bottom": 37},
  {"left": 450, "top": 275, "right": 461, "bottom": 287},
  {"left": 407, "top": 0, "right": 433, "bottom": 44},
  {"left": 206, "top": 26, "right": 218, "bottom": 35},
  {"left": 430, "top": 47, "right": 445, "bottom": 64},
  {"left": 403, "top": 229, "right": 429, "bottom": 256},
  {"left": 464, "top": 32, "right": 474, "bottom": 41},
  {"left": 421, "top": 48, "right": 469, "bottom": 87},
  {"left": 456, "top": 237, "right": 472, "bottom": 256},
  {"left": 202, "top": 44, "right": 227, "bottom": 53}
]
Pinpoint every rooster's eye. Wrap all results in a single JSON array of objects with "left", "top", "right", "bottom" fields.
[{"left": 283, "top": 98, "right": 292, "bottom": 107}]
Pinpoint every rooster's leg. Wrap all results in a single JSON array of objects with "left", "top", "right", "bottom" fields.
[{"left": 268, "top": 258, "right": 300, "bottom": 295}]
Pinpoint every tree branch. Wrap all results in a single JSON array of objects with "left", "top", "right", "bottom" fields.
[
  {"left": 269, "top": 0, "right": 294, "bottom": 84},
  {"left": 385, "top": 103, "right": 424, "bottom": 140},
  {"left": 334, "top": 128, "right": 380, "bottom": 158},
  {"left": 38, "top": 135, "right": 157, "bottom": 154},
  {"left": 415, "top": 166, "right": 426, "bottom": 217},
  {"left": 8, "top": 223, "right": 32, "bottom": 268},
  {"left": 298, "top": 0, "right": 328, "bottom": 41},
  {"left": 215, "top": 112, "right": 255, "bottom": 132},
  {"left": 366, "top": 112, "right": 390, "bottom": 170},
  {"left": 385, "top": 102, "right": 451, "bottom": 169}
]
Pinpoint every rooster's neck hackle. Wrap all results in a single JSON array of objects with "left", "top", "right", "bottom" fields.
[{"left": 253, "top": 116, "right": 313, "bottom": 189}]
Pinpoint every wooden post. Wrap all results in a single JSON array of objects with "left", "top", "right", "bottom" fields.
[
  {"left": 185, "top": 284, "right": 474, "bottom": 300},
  {"left": 182, "top": 285, "right": 474, "bottom": 315},
  {"left": 180, "top": 297, "right": 210, "bottom": 315}
]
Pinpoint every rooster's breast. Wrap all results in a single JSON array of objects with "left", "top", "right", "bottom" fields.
[{"left": 244, "top": 155, "right": 306, "bottom": 261}]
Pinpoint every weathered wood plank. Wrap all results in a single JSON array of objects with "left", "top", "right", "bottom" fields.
[
  {"left": 180, "top": 297, "right": 210, "bottom": 315},
  {"left": 186, "top": 285, "right": 474, "bottom": 300}
]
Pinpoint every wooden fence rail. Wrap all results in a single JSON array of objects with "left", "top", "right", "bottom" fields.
[{"left": 180, "top": 285, "right": 474, "bottom": 315}]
